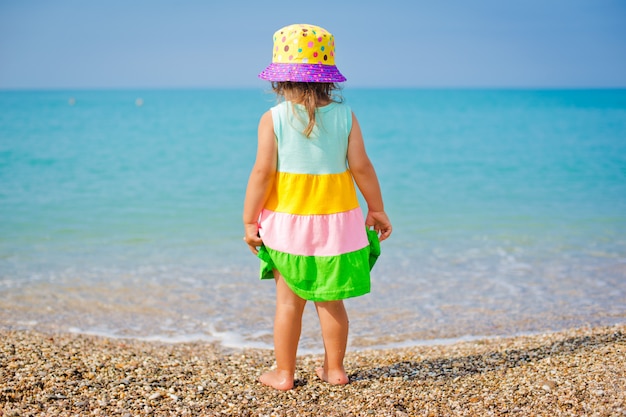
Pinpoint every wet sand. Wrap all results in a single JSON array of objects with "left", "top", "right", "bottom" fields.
[{"left": 1, "top": 324, "right": 624, "bottom": 416}]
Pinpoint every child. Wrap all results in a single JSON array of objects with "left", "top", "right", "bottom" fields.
[{"left": 243, "top": 23, "right": 392, "bottom": 391}]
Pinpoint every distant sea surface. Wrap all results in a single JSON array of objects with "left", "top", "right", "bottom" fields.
[{"left": 1, "top": 88, "right": 625, "bottom": 352}]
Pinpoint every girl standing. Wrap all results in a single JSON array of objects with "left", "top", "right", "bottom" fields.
[{"left": 243, "top": 23, "right": 392, "bottom": 391}]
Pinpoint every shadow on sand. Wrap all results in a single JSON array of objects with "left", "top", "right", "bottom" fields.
[{"left": 350, "top": 329, "right": 624, "bottom": 382}]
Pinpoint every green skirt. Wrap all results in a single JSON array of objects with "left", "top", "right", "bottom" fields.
[{"left": 257, "top": 229, "right": 381, "bottom": 301}]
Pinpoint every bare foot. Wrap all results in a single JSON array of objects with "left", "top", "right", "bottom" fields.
[
  {"left": 316, "top": 366, "right": 349, "bottom": 385},
  {"left": 259, "top": 369, "right": 294, "bottom": 391}
]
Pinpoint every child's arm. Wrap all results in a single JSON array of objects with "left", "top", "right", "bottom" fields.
[
  {"left": 243, "top": 111, "right": 277, "bottom": 254},
  {"left": 347, "top": 112, "right": 392, "bottom": 241}
]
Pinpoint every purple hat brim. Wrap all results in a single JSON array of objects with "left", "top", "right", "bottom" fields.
[{"left": 258, "top": 63, "right": 346, "bottom": 83}]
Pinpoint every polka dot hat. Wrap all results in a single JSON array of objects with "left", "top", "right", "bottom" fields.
[{"left": 258, "top": 23, "right": 346, "bottom": 83}]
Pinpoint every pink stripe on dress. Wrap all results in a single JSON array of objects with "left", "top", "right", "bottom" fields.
[{"left": 258, "top": 208, "right": 368, "bottom": 257}]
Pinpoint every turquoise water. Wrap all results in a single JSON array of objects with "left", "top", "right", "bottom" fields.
[{"left": 1, "top": 89, "right": 625, "bottom": 351}]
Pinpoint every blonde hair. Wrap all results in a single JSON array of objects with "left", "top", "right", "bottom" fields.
[{"left": 271, "top": 82, "right": 342, "bottom": 137}]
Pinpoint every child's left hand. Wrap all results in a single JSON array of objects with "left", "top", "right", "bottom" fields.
[{"left": 243, "top": 223, "right": 263, "bottom": 255}]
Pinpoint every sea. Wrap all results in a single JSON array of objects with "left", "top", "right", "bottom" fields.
[{"left": 1, "top": 88, "right": 625, "bottom": 353}]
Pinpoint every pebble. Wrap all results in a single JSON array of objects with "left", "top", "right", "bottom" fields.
[
  {"left": 540, "top": 379, "right": 557, "bottom": 392},
  {"left": 148, "top": 392, "right": 162, "bottom": 400},
  {"left": 0, "top": 325, "right": 624, "bottom": 416}
]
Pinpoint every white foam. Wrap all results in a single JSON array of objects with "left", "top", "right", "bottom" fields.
[{"left": 66, "top": 325, "right": 276, "bottom": 350}]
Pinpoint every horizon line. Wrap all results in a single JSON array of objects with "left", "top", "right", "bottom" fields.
[{"left": 2, "top": 85, "right": 626, "bottom": 92}]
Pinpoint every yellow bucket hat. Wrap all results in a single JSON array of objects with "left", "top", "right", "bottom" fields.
[{"left": 258, "top": 23, "right": 346, "bottom": 83}]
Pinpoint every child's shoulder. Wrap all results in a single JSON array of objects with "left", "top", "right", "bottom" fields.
[{"left": 267, "top": 101, "right": 289, "bottom": 116}]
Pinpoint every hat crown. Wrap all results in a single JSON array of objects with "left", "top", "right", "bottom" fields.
[{"left": 271, "top": 24, "right": 336, "bottom": 66}]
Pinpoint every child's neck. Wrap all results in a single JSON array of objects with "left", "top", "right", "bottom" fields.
[{"left": 284, "top": 92, "right": 331, "bottom": 107}]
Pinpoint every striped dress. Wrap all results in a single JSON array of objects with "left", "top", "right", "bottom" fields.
[{"left": 257, "top": 100, "right": 379, "bottom": 301}]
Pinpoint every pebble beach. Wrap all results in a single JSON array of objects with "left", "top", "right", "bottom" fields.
[{"left": 1, "top": 324, "right": 624, "bottom": 416}]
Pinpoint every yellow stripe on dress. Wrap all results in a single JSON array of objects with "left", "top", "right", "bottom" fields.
[{"left": 264, "top": 170, "right": 359, "bottom": 215}]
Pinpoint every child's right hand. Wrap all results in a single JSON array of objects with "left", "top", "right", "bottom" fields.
[
  {"left": 243, "top": 223, "right": 263, "bottom": 255},
  {"left": 365, "top": 211, "right": 392, "bottom": 242}
]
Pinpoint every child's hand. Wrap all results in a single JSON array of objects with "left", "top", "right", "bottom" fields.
[
  {"left": 365, "top": 211, "right": 392, "bottom": 242},
  {"left": 243, "top": 223, "right": 263, "bottom": 255}
]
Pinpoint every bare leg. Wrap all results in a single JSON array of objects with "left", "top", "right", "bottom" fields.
[
  {"left": 314, "top": 300, "right": 350, "bottom": 385},
  {"left": 259, "top": 270, "right": 306, "bottom": 390}
]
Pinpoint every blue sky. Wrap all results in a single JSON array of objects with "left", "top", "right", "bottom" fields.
[{"left": 1, "top": 0, "right": 625, "bottom": 89}]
